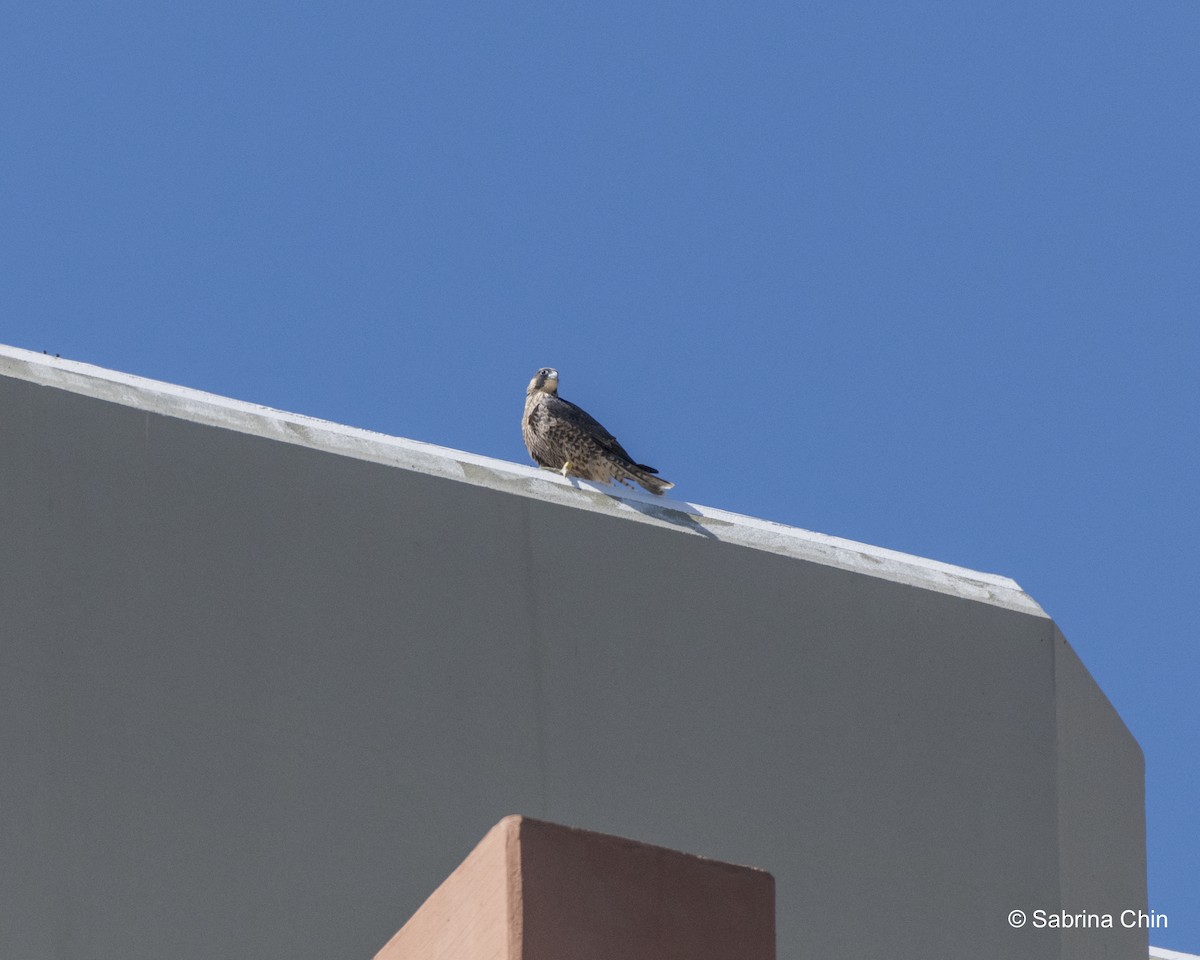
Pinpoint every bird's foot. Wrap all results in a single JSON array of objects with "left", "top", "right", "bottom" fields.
[{"left": 560, "top": 461, "right": 573, "bottom": 477}]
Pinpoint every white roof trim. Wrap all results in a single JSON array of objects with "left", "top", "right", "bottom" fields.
[{"left": 0, "top": 342, "right": 1046, "bottom": 616}]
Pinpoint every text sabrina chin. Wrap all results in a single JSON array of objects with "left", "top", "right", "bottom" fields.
[{"left": 1031, "top": 909, "right": 1167, "bottom": 929}]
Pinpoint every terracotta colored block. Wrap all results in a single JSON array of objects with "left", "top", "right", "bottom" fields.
[{"left": 372, "top": 816, "right": 775, "bottom": 960}]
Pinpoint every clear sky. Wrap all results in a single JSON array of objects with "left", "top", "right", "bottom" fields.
[{"left": 4, "top": 0, "right": 1197, "bottom": 949}]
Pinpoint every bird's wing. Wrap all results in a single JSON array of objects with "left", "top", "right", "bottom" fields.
[{"left": 545, "top": 394, "right": 637, "bottom": 463}]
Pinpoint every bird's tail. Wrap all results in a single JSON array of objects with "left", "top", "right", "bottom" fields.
[{"left": 620, "top": 462, "right": 674, "bottom": 496}]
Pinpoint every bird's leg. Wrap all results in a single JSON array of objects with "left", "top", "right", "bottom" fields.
[{"left": 560, "top": 461, "right": 573, "bottom": 477}]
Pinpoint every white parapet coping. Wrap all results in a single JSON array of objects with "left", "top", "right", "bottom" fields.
[{"left": 0, "top": 342, "right": 1045, "bottom": 617}]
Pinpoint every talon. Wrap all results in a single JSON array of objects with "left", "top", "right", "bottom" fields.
[{"left": 560, "top": 461, "right": 573, "bottom": 477}]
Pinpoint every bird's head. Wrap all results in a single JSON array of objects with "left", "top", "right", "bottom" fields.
[{"left": 527, "top": 367, "right": 559, "bottom": 395}]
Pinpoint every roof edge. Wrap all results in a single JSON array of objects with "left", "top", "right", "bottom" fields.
[{"left": 0, "top": 343, "right": 1047, "bottom": 617}]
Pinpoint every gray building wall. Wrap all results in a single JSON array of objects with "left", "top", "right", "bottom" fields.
[{"left": 0, "top": 345, "right": 1146, "bottom": 959}]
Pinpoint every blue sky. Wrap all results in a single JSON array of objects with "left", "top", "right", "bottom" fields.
[{"left": 4, "top": 0, "right": 1197, "bottom": 949}]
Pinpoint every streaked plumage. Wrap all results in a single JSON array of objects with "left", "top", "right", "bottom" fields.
[{"left": 522, "top": 368, "right": 673, "bottom": 495}]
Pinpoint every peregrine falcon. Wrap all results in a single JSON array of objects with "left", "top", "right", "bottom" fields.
[{"left": 522, "top": 368, "right": 674, "bottom": 495}]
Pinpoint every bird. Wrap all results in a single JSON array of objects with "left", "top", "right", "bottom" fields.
[{"left": 522, "top": 367, "right": 674, "bottom": 496}]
